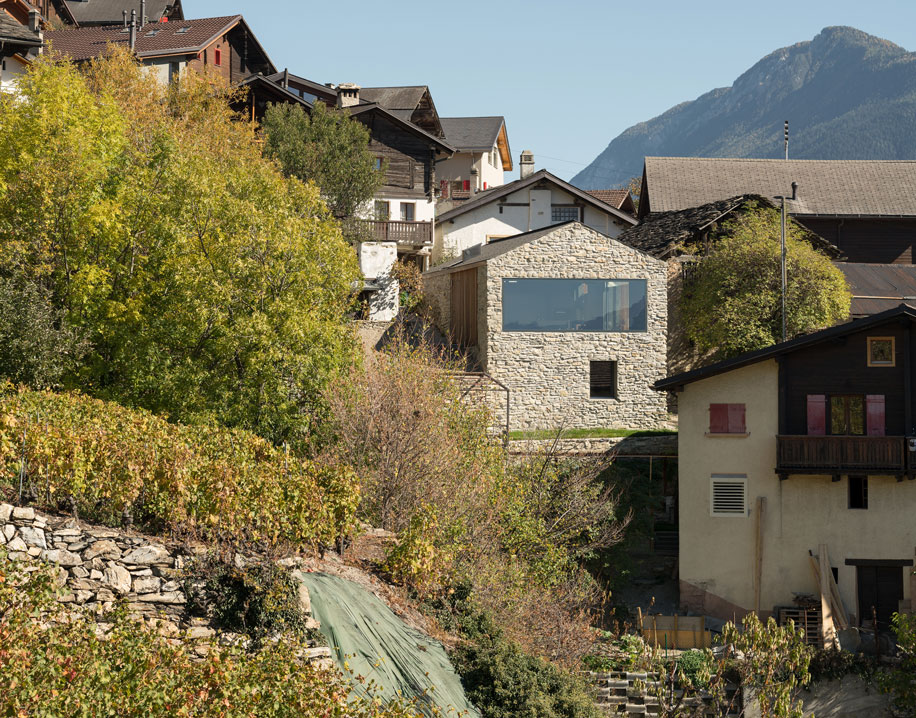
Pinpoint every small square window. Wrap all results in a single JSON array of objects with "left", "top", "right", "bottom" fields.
[
  {"left": 708, "top": 403, "right": 746, "bottom": 434},
  {"left": 867, "top": 337, "right": 895, "bottom": 367},
  {"left": 849, "top": 476, "right": 868, "bottom": 509},
  {"left": 589, "top": 360, "right": 617, "bottom": 399},
  {"left": 551, "top": 206, "right": 580, "bottom": 223}
]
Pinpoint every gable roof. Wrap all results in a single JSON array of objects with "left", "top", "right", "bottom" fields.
[
  {"left": 437, "top": 168, "right": 639, "bottom": 226},
  {"left": 838, "top": 263, "right": 916, "bottom": 317},
  {"left": 440, "top": 116, "right": 512, "bottom": 170},
  {"left": 265, "top": 70, "right": 337, "bottom": 103},
  {"left": 360, "top": 85, "right": 427, "bottom": 110},
  {"left": 0, "top": 10, "right": 41, "bottom": 45},
  {"left": 655, "top": 303, "right": 916, "bottom": 391},
  {"left": 616, "top": 195, "right": 842, "bottom": 259},
  {"left": 347, "top": 102, "right": 455, "bottom": 154},
  {"left": 46, "top": 14, "right": 273, "bottom": 67},
  {"left": 63, "top": 0, "right": 181, "bottom": 25},
  {"left": 641, "top": 157, "right": 916, "bottom": 219},
  {"left": 586, "top": 189, "right": 635, "bottom": 215},
  {"left": 426, "top": 222, "right": 579, "bottom": 274}
]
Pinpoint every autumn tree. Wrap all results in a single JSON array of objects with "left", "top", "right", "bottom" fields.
[
  {"left": 0, "top": 50, "right": 359, "bottom": 446},
  {"left": 261, "top": 101, "right": 384, "bottom": 219},
  {"left": 679, "top": 206, "right": 851, "bottom": 358}
]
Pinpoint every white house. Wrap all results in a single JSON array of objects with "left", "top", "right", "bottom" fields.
[
  {"left": 434, "top": 161, "right": 638, "bottom": 263},
  {"left": 437, "top": 116, "right": 512, "bottom": 203},
  {"left": 0, "top": 5, "right": 42, "bottom": 94}
]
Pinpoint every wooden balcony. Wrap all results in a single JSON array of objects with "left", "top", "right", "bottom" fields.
[
  {"left": 776, "top": 435, "right": 909, "bottom": 477},
  {"left": 347, "top": 219, "right": 432, "bottom": 246}
]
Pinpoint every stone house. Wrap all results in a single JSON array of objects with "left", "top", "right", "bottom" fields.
[
  {"left": 656, "top": 304, "right": 916, "bottom": 628},
  {"left": 424, "top": 222, "right": 668, "bottom": 431}
]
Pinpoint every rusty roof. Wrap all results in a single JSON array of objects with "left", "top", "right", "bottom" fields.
[{"left": 838, "top": 262, "right": 916, "bottom": 317}]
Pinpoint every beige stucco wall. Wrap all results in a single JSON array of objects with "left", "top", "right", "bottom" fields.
[{"left": 678, "top": 360, "right": 916, "bottom": 623}]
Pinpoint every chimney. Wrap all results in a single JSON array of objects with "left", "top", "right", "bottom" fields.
[
  {"left": 28, "top": 8, "right": 40, "bottom": 32},
  {"left": 519, "top": 150, "right": 535, "bottom": 179},
  {"left": 123, "top": 9, "right": 128, "bottom": 26},
  {"left": 129, "top": 10, "right": 137, "bottom": 50},
  {"left": 140, "top": 0, "right": 147, "bottom": 25},
  {"left": 336, "top": 83, "right": 360, "bottom": 108}
]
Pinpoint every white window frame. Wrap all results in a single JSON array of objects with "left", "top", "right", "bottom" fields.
[{"left": 710, "top": 475, "right": 747, "bottom": 517}]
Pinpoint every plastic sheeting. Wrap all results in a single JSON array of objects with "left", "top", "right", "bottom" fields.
[{"left": 300, "top": 572, "right": 481, "bottom": 718}]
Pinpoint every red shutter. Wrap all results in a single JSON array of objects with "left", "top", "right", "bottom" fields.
[
  {"left": 866, "top": 395, "right": 886, "bottom": 436},
  {"left": 709, "top": 404, "right": 729, "bottom": 433},
  {"left": 728, "top": 404, "right": 746, "bottom": 433},
  {"left": 807, "top": 395, "right": 826, "bottom": 436},
  {"left": 463, "top": 180, "right": 470, "bottom": 191}
]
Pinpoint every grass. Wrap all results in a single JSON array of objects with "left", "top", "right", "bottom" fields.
[{"left": 507, "top": 428, "right": 676, "bottom": 441}]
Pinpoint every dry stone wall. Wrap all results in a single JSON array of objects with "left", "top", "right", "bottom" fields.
[{"left": 0, "top": 502, "right": 330, "bottom": 664}]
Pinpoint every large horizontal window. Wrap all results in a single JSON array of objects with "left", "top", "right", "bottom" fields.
[{"left": 501, "top": 278, "right": 647, "bottom": 332}]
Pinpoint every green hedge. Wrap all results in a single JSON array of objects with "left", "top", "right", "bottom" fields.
[{"left": 0, "top": 387, "right": 360, "bottom": 551}]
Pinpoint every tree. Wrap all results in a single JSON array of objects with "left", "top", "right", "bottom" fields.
[
  {"left": 679, "top": 206, "right": 851, "bottom": 358},
  {"left": 261, "top": 101, "right": 384, "bottom": 220},
  {"left": 0, "top": 50, "right": 360, "bottom": 446}
]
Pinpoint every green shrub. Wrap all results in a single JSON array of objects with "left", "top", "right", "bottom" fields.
[
  {"left": 0, "top": 550, "right": 420, "bottom": 718},
  {"left": 183, "top": 553, "right": 314, "bottom": 643},
  {"left": 809, "top": 647, "right": 876, "bottom": 683},
  {"left": 676, "top": 649, "right": 712, "bottom": 688},
  {"left": 0, "top": 387, "right": 360, "bottom": 551}
]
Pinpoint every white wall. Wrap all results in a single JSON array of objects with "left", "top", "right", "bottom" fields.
[
  {"left": 437, "top": 151, "right": 504, "bottom": 194},
  {"left": 435, "top": 185, "right": 630, "bottom": 261},
  {"left": 144, "top": 59, "right": 186, "bottom": 85},
  {"left": 0, "top": 55, "right": 29, "bottom": 94},
  {"left": 374, "top": 196, "right": 436, "bottom": 222}
]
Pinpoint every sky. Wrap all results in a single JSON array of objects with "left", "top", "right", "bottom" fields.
[{"left": 184, "top": 0, "right": 916, "bottom": 183}]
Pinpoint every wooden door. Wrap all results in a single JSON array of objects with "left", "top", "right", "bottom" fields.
[
  {"left": 856, "top": 565, "right": 904, "bottom": 630},
  {"left": 450, "top": 269, "right": 478, "bottom": 347}
]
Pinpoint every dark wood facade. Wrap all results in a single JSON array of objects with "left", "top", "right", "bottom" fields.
[
  {"left": 777, "top": 314, "right": 916, "bottom": 477},
  {"left": 798, "top": 217, "right": 916, "bottom": 264},
  {"left": 355, "top": 111, "right": 438, "bottom": 201}
]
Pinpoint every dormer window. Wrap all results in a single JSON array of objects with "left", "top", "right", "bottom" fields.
[{"left": 175, "top": 26, "right": 190, "bottom": 34}]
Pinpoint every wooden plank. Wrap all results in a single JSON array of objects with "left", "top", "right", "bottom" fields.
[
  {"left": 819, "top": 544, "right": 839, "bottom": 648},
  {"left": 754, "top": 497, "right": 765, "bottom": 614}
]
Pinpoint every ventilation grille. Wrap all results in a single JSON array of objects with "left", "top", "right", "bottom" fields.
[{"left": 711, "top": 477, "right": 746, "bottom": 516}]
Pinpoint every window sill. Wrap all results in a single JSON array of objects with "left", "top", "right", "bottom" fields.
[{"left": 705, "top": 432, "right": 750, "bottom": 438}]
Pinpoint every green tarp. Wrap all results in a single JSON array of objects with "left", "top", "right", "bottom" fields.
[{"left": 300, "top": 572, "right": 481, "bottom": 718}]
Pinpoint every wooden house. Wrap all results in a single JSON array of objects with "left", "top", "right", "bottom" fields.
[
  {"left": 46, "top": 14, "right": 274, "bottom": 85},
  {"left": 62, "top": 0, "right": 183, "bottom": 26},
  {"left": 657, "top": 304, "right": 916, "bottom": 630},
  {"left": 638, "top": 157, "right": 916, "bottom": 264}
]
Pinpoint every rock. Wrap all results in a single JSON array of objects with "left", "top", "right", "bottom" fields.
[
  {"left": 185, "top": 626, "right": 215, "bottom": 640},
  {"left": 8, "top": 552, "right": 27, "bottom": 561},
  {"left": 2, "top": 525, "right": 13, "bottom": 541},
  {"left": 95, "top": 589, "right": 116, "bottom": 602},
  {"left": 0, "top": 531, "right": 5, "bottom": 546},
  {"left": 53, "top": 529, "right": 81, "bottom": 538},
  {"left": 74, "top": 590, "right": 93, "bottom": 604},
  {"left": 137, "top": 592, "right": 185, "bottom": 604},
  {"left": 7, "top": 536, "right": 27, "bottom": 553},
  {"left": 155, "top": 621, "right": 180, "bottom": 638},
  {"left": 305, "top": 617, "right": 321, "bottom": 630},
  {"left": 11, "top": 507, "right": 34, "bottom": 521},
  {"left": 71, "top": 566, "right": 89, "bottom": 579},
  {"left": 296, "top": 582, "right": 311, "bottom": 614},
  {"left": 132, "top": 576, "right": 161, "bottom": 594},
  {"left": 121, "top": 545, "right": 170, "bottom": 566},
  {"left": 58, "top": 592, "right": 76, "bottom": 603},
  {"left": 83, "top": 540, "right": 121, "bottom": 561},
  {"left": 89, "top": 558, "right": 106, "bottom": 571},
  {"left": 27, "top": 546, "right": 41, "bottom": 557},
  {"left": 129, "top": 568, "right": 153, "bottom": 577},
  {"left": 66, "top": 542, "right": 88, "bottom": 552},
  {"left": 87, "top": 529, "right": 120, "bottom": 539},
  {"left": 103, "top": 565, "right": 132, "bottom": 595},
  {"left": 19, "top": 526, "right": 47, "bottom": 549},
  {"left": 43, "top": 549, "right": 82, "bottom": 567},
  {"left": 54, "top": 568, "right": 68, "bottom": 588},
  {"left": 70, "top": 579, "right": 98, "bottom": 591},
  {"left": 0, "top": 503, "right": 12, "bottom": 523},
  {"left": 161, "top": 580, "right": 180, "bottom": 593},
  {"left": 89, "top": 570, "right": 103, "bottom": 581}
]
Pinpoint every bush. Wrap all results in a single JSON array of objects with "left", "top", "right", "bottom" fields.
[
  {"left": 184, "top": 553, "right": 313, "bottom": 642},
  {"left": 878, "top": 612, "right": 916, "bottom": 715},
  {"left": 0, "top": 550, "right": 420, "bottom": 718},
  {"left": 0, "top": 387, "right": 360, "bottom": 552},
  {"left": 676, "top": 649, "right": 712, "bottom": 688}
]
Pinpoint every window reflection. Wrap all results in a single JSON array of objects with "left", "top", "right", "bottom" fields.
[{"left": 501, "top": 279, "right": 647, "bottom": 332}]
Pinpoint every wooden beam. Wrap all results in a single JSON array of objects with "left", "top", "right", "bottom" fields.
[
  {"left": 754, "top": 497, "right": 765, "bottom": 614},
  {"left": 818, "top": 545, "right": 838, "bottom": 648}
]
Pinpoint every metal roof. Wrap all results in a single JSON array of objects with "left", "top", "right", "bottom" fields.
[
  {"left": 643, "top": 157, "right": 916, "bottom": 218},
  {"left": 838, "top": 263, "right": 916, "bottom": 317},
  {"left": 440, "top": 116, "right": 504, "bottom": 151}
]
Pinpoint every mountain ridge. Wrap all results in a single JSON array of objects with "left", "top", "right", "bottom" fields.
[{"left": 572, "top": 26, "right": 916, "bottom": 189}]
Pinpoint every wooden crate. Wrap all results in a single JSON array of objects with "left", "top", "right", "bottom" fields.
[
  {"left": 639, "top": 614, "right": 712, "bottom": 650},
  {"left": 776, "top": 606, "right": 821, "bottom": 646}
]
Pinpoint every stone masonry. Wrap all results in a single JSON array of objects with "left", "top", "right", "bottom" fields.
[
  {"left": 432, "top": 224, "right": 668, "bottom": 431},
  {"left": 0, "top": 502, "right": 330, "bottom": 664}
]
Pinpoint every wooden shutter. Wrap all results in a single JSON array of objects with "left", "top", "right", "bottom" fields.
[
  {"left": 463, "top": 180, "right": 470, "bottom": 191},
  {"left": 866, "top": 395, "right": 886, "bottom": 437},
  {"left": 728, "top": 404, "right": 746, "bottom": 433},
  {"left": 807, "top": 395, "right": 826, "bottom": 436},
  {"left": 709, "top": 404, "right": 729, "bottom": 433}
]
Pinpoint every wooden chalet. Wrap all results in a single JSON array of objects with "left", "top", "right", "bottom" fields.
[
  {"left": 639, "top": 157, "right": 916, "bottom": 264},
  {"left": 63, "top": 0, "right": 183, "bottom": 26}
]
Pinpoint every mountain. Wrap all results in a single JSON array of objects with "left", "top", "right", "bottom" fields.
[{"left": 572, "top": 27, "right": 916, "bottom": 189}]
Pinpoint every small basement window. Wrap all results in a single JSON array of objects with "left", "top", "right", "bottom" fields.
[
  {"left": 867, "top": 337, "right": 895, "bottom": 367},
  {"left": 849, "top": 476, "right": 868, "bottom": 510},
  {"left": 590, "top": 360, "right": 617, "bottom": 399},
  {"left": 711, "top": 475, "right": 747, "bottom": 517},
  {"left": 708, "top": 403, "right": 746, "bottom": 434}
]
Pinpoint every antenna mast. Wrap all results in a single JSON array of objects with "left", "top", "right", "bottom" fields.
[{"left": 784, "top": 120, "right": 789, "bottom": 160}]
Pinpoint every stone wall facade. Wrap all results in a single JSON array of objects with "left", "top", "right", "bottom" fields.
[
  {"left": 0, "top": 502, "right": 329, "bottom": 663},
  {"left": 482, "top": 224, "right": 668, "bottom": 431}
]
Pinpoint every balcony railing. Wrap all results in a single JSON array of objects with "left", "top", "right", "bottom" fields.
[
  {"left": 777, "top": 435, "right": 909, "bottom": 475},
  {"left": 347, "top": 219, "right": 432, "bottom": 246}
]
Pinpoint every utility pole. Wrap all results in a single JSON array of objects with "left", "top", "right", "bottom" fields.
[{"left": 776, "top": 181, "right": 798, "bottom": 342}]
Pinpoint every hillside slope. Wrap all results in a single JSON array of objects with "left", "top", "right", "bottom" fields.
[{"left": 572, "top": 26, "right": 916, "bottom": 189}]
